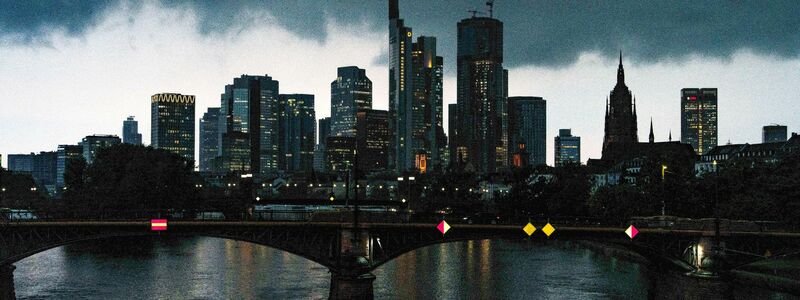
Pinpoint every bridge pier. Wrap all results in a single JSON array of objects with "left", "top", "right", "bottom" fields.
[
  {"left": 329, "top": 271, "right": 376, "bottom": 300},
  {"left": 0, "top": 264, "right": 14, "bottom": 300}
]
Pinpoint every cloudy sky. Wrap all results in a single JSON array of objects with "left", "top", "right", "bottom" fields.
[{"left": 1, "top": 0, "right": 798, "bottom": 168}]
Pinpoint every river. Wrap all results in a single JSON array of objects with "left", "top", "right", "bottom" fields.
[{"left": 11, "top": 237, "right": 793, "bottom": 299}]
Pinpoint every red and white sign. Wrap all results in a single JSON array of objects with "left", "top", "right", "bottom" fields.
[{"left": 151, "top": 219, "right": 168, "bottom": 231}]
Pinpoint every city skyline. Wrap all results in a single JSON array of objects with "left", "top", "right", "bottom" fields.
[{"left": 1, "top": 1, "right": 799, "bottom": 168}]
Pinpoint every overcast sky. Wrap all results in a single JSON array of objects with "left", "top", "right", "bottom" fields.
[{"left": 1, "top": 0, "right": 798, "bottom": 168}]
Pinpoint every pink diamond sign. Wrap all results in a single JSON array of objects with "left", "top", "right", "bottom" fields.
[
  {"left": 625, "top": 225, "right": 639, "bottom": 239},
  {"left": 437, "top": 221, "right": 451, "bottom": 235}
]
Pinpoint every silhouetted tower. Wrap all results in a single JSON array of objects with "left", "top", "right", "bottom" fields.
[{"left": 601, "top": 52, "right": 638, "bottom": 162}]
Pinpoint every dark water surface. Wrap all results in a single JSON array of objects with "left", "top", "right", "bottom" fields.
[{"left": 11, "top": 237, "right": 792, "bottom": 299}]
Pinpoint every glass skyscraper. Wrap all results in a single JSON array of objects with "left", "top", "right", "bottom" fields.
[
  {"left": 389, "top": 0, "right": 414, "bottom": 172},
  {"left": 199, "top": 107, "right": 221, "bottom": 172},
  {"left": 278, "top": 94, "right": 316, "bottom": 173},
  {"left": 357, "top": 109, "right": 390, "bottom": 172},
  {"left": 219, "top": 75, "right": 280, "bottom": 175},
  {"left": 122, "top": 116, "right": 142, "bottom": 145},
  {"left": 554, "top": 129, "right": 581, "bottom": 167},
  {"left": 681, "top": 88, "right": 718, "bottom": 155},
  {"left": 508, "top": 97, "right": 546, "bottom": 167},
  {"left": 56, "top": 144, "right": 83, "bottom": 190},
  {"left": 411, "top": 36, "right": 446, "bottom": 172},
  {"left": 151, "top": 93, "right": 196, "bottom": 162},
  {"left": 456, "top": 15, "right": 507, "bottom": 173},
  {"left": 81, "top": 134, "right": 121, "bottom": 164},
  {"left": 331, "top": 67, "right": 372, "bottom": 137}
]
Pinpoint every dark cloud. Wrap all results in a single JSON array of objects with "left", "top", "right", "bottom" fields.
[{"left": 2, "top": 0, "right": 799, "bottom": 68}]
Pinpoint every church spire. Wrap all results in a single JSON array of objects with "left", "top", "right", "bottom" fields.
[
  {"left": 649, "top": 117, "right": 654, "bottom": 143},
  {"left": 617, "top": 50, "right": 625, "bottom": 85},
  {"left": 669, "top": 130, "right": 672, "bottom": 142}
]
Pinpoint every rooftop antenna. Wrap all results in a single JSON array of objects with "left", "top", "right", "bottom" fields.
[
  {"left": 467, "top": 9, "right": 483, "bottom": 18},
  {"left": 486, "top": 0, "right": 495, "bottom": 18}
]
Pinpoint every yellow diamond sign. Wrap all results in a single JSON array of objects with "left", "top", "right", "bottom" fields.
[
  {"left": 542, "top": 223, "right": 555, "bottom": 237},
  {"left": 523, "top": 223, "right": 537, "bottom": 236}
]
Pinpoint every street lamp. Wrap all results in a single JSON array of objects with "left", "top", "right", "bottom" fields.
[{"left": 661, "top": 165, "right": 669, "bottom": 216}]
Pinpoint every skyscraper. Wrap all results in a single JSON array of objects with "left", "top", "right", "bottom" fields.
[
  {"left": 331, "top": 67, "right": 372, "bottom": 137},
  {"left": 122, "top": 116, "right": 142, "bottom": 145},
  {"left": 602, "top": 53, "right": 638, "bottom": 162},
  {"left": 278, "top": 94, "right": 316, "bottom": 173},
  {"left": 680, "top": 88, "right": 718, "bottom": 155},
  {"left": 555, "top": 129, "right": 581, "bottom": 167},
  {"left": 411, "top": 36, "right": 446, "bottom": 172},
  {"left": 389, "top": 0, "right": 414, "bottom": 172},
  {"left": 82, "top": 135, "right": 121, "bottom": 164},
  {"left": 199, "top": 107, "right": 221, "bottom": 172},
  {"left": 763, "top": 124, "right": 788, "bottom": 143},
  {"left": 357, "top": 109, "right": 390, "bottom": 172},
  {"left": 151, "top": 93, "right": 196, "bottom": 162},
  {"left": 508, "top": 97, "right": 546, "bottom": 167},
  {"left": 56, "top": 144, "right": 83, "bottom": 190},
  {"left": 326, "top": 136, "right": 356, "bottom": 173},
  {"left": 456, "top": 14, "right": 507, "bottom": 173},
  {"left": 318, "top": 117, "right": 331, "bottom": 147},
  {"left": 447, "top": 103, "right": 463, "bottom": 166},
  {"left": 219, "top": 75, "right": 280, "bottom": 175}
]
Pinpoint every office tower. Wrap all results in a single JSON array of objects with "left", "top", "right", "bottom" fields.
[
  {"left": 456, "top": 14, "right": 506, "bottom": 173},
  {"left": 331, "top": 66, "right": 372, "bottom": 137},
  {"left": 56, "top": 145, "right": 83, "bottom": 189},
  {"left": 278, "top": 94, "right": 316, "bottom": 173},
  {"left": 151, "top": 93, "right": 196, "bottom": 162},
  {"left": 219, "top": 75, "right": 280, "bottom": 175},
  {"left": 10, "top": 151, "right": 58, "bottom": 194},
  {"left": 313, "top": 145, "right": 327, "bottom": 172},
  {"left": 326, "top": 136, "right": 356, "bottom": 173},
  {"left": 680, "top": 88, "right": 718, "bottom": 155},
  {"left": 357, "top": 109, "right": 390, "bottom": 172},
  {"left": 508, "top": 97, "right": 546, "bottom": 167},
  {"left": 411, "top": 36, "right": 446, "bottom": 172},
  {"left": 602, "top": 53, "right": 638, "bottom": 162},
  {"left": 122, "top": 116, "right": 142, "bottom": 145},
  {"left": 199, "top": 107, "right": 221, "bottom": 172},
  {"left": 555, "top": 129, "right": 581, "bottom": 167},
  {"left": 318, "top": 117, "right": 331, "bottom": 147},
  {"left": 763, "top": 125, "right": 788, "bottom": 143},
  {"left": 389, "top": 0, "right": 414, "bottom": 172},
  {"left": 82, "top": 135, "right": 121, "bottom": 164},
  {"left": 448, "top": 103, "right": 466, "bottom": 166}
]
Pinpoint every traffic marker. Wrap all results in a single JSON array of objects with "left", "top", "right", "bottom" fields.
[
  {"left": 542, "top": 223, "right": 555, "bottom": 237},
  {"left": 625, "top": 225, "right": 638, "bottom": 239},
  {"left": 522, "top": 223, "right": 537, "bottom": 236},
  {"left": 151, "top": 219, "right": 168, "bottom": 231},
  {"left": 437, "top": 220, "right": 451, "bottom": 235}
]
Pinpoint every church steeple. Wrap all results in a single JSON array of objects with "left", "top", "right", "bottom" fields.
[
  {"left": 617, "top": 50, "right": 625, "bottom": 85},
  {"left": 649, "top": 118, "right": 655, "bottom": 143},
  {"left": 669, "top": 130, "right": 672, "bottom": 142}
]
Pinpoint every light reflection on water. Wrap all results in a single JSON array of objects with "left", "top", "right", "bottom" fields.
[{"left": 11, "top": 236, "right": 787, "bottom": 299}]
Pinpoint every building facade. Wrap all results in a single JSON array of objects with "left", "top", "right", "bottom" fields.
[
  {"left": 331, "top": 67, "right": 372, "bottom": 137},
  {"left": 122, "top": 116, "right": 142, "bottom": 145},
  {"left": 278, "top": 94, "right": 316, "bottom": 173},
  {"left": 219, "top": 75, "right": 280, "bottom": 175},
  {"left": 318, "top": 117, "right": 331, "bottom": 147},
  {"left": 9, "top": 151, "right": 58, "bottom": 194},
  {"left": 389, "top": 0, "right": 414, "bottom": 172},
  {"left": 199, "top": 107, "right": 221, "bottom": 172},
  {"left": 763, "top": 124, "right": 788, "bottom": 143},
  {"left": 356, "top": 109, "right": 390, "bottom": 172},
  {"left": 602, "top": 53, "right": 638, "bottom": 162},
  {"left": 555, "top": 129, "right": 581, "bottom": 167},
  {"left": 455, "top": 15, "right": 507, "bottom": 173},
  {"left": 151, "top": 93, "right": 196, "bottom": 162},
  {"left": 82, "top": 135, "right": 121, "bottom": 164},
  {"left": 508, "top": 96, "right": 546, "bottom": 167},
  {"left": 326, "top": 136, "right": 356, "bottom": 173},
  {"left": 410, "top": 36, "right": 446, "bottom": 172},
  {"left": 681, "top": 88, "right": 718, "bottom": 155},
  {"left": 56, "top": 144, "right": 83, "bottom": 189}
]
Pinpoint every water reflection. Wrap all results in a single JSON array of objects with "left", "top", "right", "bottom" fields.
[{"left": 12, "top": 237, "right": 792, "bottom": 299}]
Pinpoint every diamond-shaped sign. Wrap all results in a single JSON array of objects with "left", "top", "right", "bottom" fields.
[
  {"left": 437, "top": 220, "right": 451, "bottom": 235},
  {"left": 542, "top": 223, "right": 555, "bottom": 237},
  {"left": 625, "top": 225, "right": 639, "bottom": 239},
  {"left": 523, "top": 223, "right": 537, "bottom": 236}
]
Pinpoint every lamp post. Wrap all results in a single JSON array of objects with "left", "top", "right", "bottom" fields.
[{"left": 661, "top": 165, "right": 668, "bottom": 216}]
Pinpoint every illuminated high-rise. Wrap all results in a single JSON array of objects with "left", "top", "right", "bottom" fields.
[
  {"left": 388, "top": 0, "right": 414, "bottom": 172},
  {"left": 81, "top": 134, "right": 121, "bottom": 164},
  {"left": 456, "top": 15, "right": 507, "bottom": 173},
  {"left": 680, "top": 88, "right": 718, "bottom": 155},
  {"left": 555, "top": 129, "right": 581, "bottom": 167},
  {"left": 357, "top": 109, "right": 390, "bottom": 172},
  {"left": 331, "top": 67, "right": 372, "bottom": 137},
  {"left": 411, "top": 36, "right": 446, "bottom": 172},
  {"left": 199, "top": 107, "right": 221, "bottom": 172},
  {"left": 151, "top": 93, "right": 196, "bottom": 162},
  {"left": 508, "top": 97, "right": 546, "bottom": 167},
  {"left": 219, "top": 75, "right": 280, "bottom": 175},
  {"left": 278, "top": 94, "right": 316, "bottom": 173}
]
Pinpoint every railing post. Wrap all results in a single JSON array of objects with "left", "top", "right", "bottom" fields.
[{"left": 0, "top": 264, "right": 15, "bottom": 300}]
